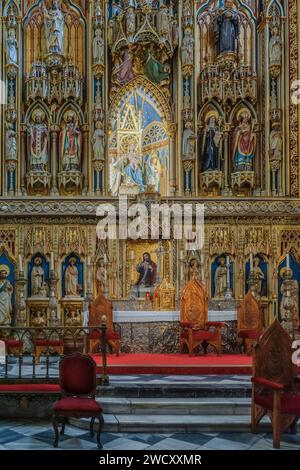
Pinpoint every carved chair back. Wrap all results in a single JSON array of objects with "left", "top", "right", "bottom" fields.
[
  {"left": 89, "top": 289, "right": 113, "bottom": 330},
  {"left": 238, "top": 291, "right": 261, "bottom": 333},
  {"left": 253, "top": 319, "right": 296, "bottom": 389},
  {"left": 180, "top": 278, "right": 208, "bottom": 328}
]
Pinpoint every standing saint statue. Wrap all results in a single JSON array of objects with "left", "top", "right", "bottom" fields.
[
  {"left": 280, "top": 268, "right": 299, "bottom": 330},
  {"left": 250, "top": 257, "right": 265, "bottom": 297},
  {"left": 31, "top": 257, "right": 45, "bottom": 296},
  {"left": 182, "top": 123, "right": 196, "bottom": 160},
  {"left": 92, "top": 122, "right": 105, "bottom": 161},
  {"left": 5, "top": 29, "right": 18, "bottom": 65},
  {"left": 269, "top": 24, "right": 282, "bottom": 67},
  {"left": 96, "top": 259, "right": 106, "bottom": 293},
  {"left": 0, "top": 265, "right": 12, "bottom": 326},
  {"left": 28, "top": 109, "right": 48, "bottom": 172},
  {"left": 65, "top": 257, "right": 79, "bottom": 296},
  {"left": 43, "top": 0, "right": 65, "bottom": 55},
  {"left": 232, "top": 111, "right": 256, "bottom": 172},
  {"left": 60, "top": 112, "right": 82, "bottom": 172},
  {"left": 270, "top": 122, "right": 282, "bottom": 162},
  {"left": 181, "top": 28, "right": 194, "bottom": 66},
  {"left": 93, "top": 28, "right": 104, "bottom": 64},
  {"left": 201, "top": 114, "right": 223, "bottom": 172},
  {"left": 6, "top": 123, "right": 17, "bottom": 161},
  {"left": 215, "top": 0, "right": 240, "bottom": 56},
  {"left": 214, "top": 256, "right": 227, "bottom": 299}
]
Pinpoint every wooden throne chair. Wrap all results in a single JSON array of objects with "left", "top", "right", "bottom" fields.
[
  {"left": 237, "top": 291, "right": 263, "bottom": 355},
  {"left": 180, "top": 278, "right": 224, "bottom": 355},
  {"left": 251, "top": 319, "right": 300, "bottom": 448},
  {"left": 88, "top": 289, "right": 120, "bottom": 356}
]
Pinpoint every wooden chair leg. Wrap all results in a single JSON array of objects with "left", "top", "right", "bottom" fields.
[
  {"left": 60, "top": 417, "right": 67, "bottom": 435},
  {"left": 97, "top": 414, "right": 104, "bottom": 449},
  {"left": 90, "top": 416, "right": 95, "bottom": 437},
  {"left": 52, "top": 416, "right": 60, "bottom": 448},
  {"left": 272, "top": 392, "right": 281, "bottom": 449}
]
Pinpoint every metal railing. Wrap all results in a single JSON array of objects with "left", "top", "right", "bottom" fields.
[{"left": 0, "top": 319, "right": 109, "bottom": 385}]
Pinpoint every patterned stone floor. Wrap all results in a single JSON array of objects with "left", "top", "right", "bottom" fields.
[{"left": 0, "top": 419, "right": 299, "bottom": 450}]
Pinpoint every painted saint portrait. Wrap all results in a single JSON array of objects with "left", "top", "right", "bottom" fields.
[{"left": 136, "top": 252, "right": 157, "bottom": 287}]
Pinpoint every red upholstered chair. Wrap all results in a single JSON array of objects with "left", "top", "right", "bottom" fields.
[
  {"left": 237, "top": 291, "right": 262, "bottom": 355},
  {"left": 52, "top": 353, "right": 104, "bottom": 449},
  {"left": 88, "top": 290, "right": 121, "bottom": 356},
  {"left": 180, "top": 278, "right": 224, "bottom": 355},
  {"left": 251, "top": 319, "right": 300, "bottom": 448}
]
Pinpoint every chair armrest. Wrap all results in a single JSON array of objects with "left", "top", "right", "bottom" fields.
[{"left": 251, "top": 377, "right": 284, "bottom": 391}]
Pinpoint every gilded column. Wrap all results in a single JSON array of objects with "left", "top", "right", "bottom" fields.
[{"left": 50, "top": 124, "right": 59, "bottom": 195}]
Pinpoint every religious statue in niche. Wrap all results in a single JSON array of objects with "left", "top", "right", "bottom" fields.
[
  {"left": 6, "top": 123, "right": 17, "bottom": 161},
  {"left": 248, "top": 256, "right": 265, "bottom": 297},
  {"left": 136, "top": 252, "right": 157, "bottom": 288},
  {"left": 93, "top": 28, "right": 104, "bottom": 64},
  {"left": 96, "top": 258, "right": 106, "bottom": 293},
  {"left": 65, "top": 308, "right": 81, "bottom": 326},
  {"left": 27, "top": 109, "right": 49, "bottom": 172},
  {"left": 181, "top": 27, "right": 194, "bottom": 66},
  {"left": 270, "top": 122, "right": 282, "bottom": 162},
  {"left": 60, "top": 112, "right": 82, "bottom": 172},
  {"left": 269, "top": 23, "right": 282, "bottom": 67},
  {"left": 201, "top": 113, "right": 223, "bottom": 172},
  {"left": 92, "top": 122, "right": 105, "bottom": 161},
  {"left": 43, "top": 0, "right": 65, "bottom": 55},
  {"left": 31, "top": 256, "right": 45, "bottom": 297},
  {"left": 5, "top": 29, "right": 18, "bottom": 65},
  {"left": 232, "top": 111, "right": 256, "bottom": 172},
  {"left": 0, "top": 265, "right": 12, "bottom": 326},
  {"left": 215, "top": 0, "right": 240, "bottom": 56},
  {"left": 182, "top": 122, "right": 196, "bottom": 160},
  {"left": 125, "top": 5, "right": 136, "bottom": 42},
  {"left": 65, "top": 257, "right": 80, "bottom": 296},
  {"left": 280, "top": 267, "right": 299, "bottom": 330},
  {"left": 31, "top": 309, "right": 46, "bottom": 327},
  {"left": 214, "top": 256, "right": 227, "bottom": 299}
]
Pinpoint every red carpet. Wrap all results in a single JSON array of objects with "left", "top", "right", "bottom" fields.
[{"left": 93, "top": 353, "right": 252, "bottom": 375}]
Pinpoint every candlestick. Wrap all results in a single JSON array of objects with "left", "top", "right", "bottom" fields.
[
  {"left": 250, "top": 253, "right": 253, "bottom": 271},
  {"left": 287, "top": 253, "right": 290, "bottom": 270},
  {"left": 18, "top": 254, "right": 23, "bottom": 272},
  {"left": 50, "top": 252, "right": 54, "bottom": 271}
]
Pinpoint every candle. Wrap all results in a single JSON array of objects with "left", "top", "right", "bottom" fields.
[
  {"left": 201, "top": 253, "right": 204, "bottom": 265},
  {"left": 180, "top": 250, "right": 184, "bottom": 260},
  {"left": 287, "top": 253, "right": 290, "bottom": 269},
  {"left": 87, "top": 256, "right": 91, "bottom": 267},
  {"left": 18, "top": 254, "right": 23, "bottom": 272},
  {"left": 130, "top": 250, "right": 135, "bottom": 261},
  {"left": 226, "top": 255, "right": 229, "bottom": 266},
  {"left": 250, "top": 253, "right": 253, "bottom": 271},
  {"left": 50, "top": 252, "right": 54, "bottom": 271}
]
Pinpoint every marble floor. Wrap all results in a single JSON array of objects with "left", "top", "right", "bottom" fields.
[{"left": 0, "top": 419, "right": 299, "bottom": 450}]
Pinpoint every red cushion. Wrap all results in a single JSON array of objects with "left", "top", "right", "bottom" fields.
[
  {"left": 206, "top": 322, "right": 225, "bottom": 328},
  {"left": 252, "top": 377, "right": 284, "bottom": 391},
  {"left": 0, "top": 384, "right": 60, "bottom": 393},
  {"left": 53, "top": 397, "right": 102, "bottom": 413},
  {"left": 238, "top": 330, "right": 261, "bottom": 340},
  {"left": 192, "top": 331, "right": 219, "bottom": 341},
  {"left": 35, "top": 340, "right": 63, "bottom": 347},
  {"left": 89, "top": 330, "right": 119, "bottom": 340},
  {"left": 254, "top": 392, "right": 300, "bottom": 414},
  {"left": 4, "top": 340, "right": 23, "bottom": 348}
]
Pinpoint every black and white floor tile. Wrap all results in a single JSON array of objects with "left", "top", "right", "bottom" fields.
[{"left": 0, "top": 419, "right": 299, "bottom": 450}]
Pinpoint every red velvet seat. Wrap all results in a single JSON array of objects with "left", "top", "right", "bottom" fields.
[
  {"left": 238, "top": 330, "right": 261, "bottom": 340},
  {"left": 35, "top": 339, "right": 63, "bottom": 347},
  {"left": 253, "top": 391, "right": 300, "bottom": 414},
  {"left": 35, "top": 339, "right": 64, "bottom": 364},
  {"left": 3, "top": 339, "right": 23, "bottom": 357},
  {"left": 52, "top": 353, "right": 104, "bottom": 449}
]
